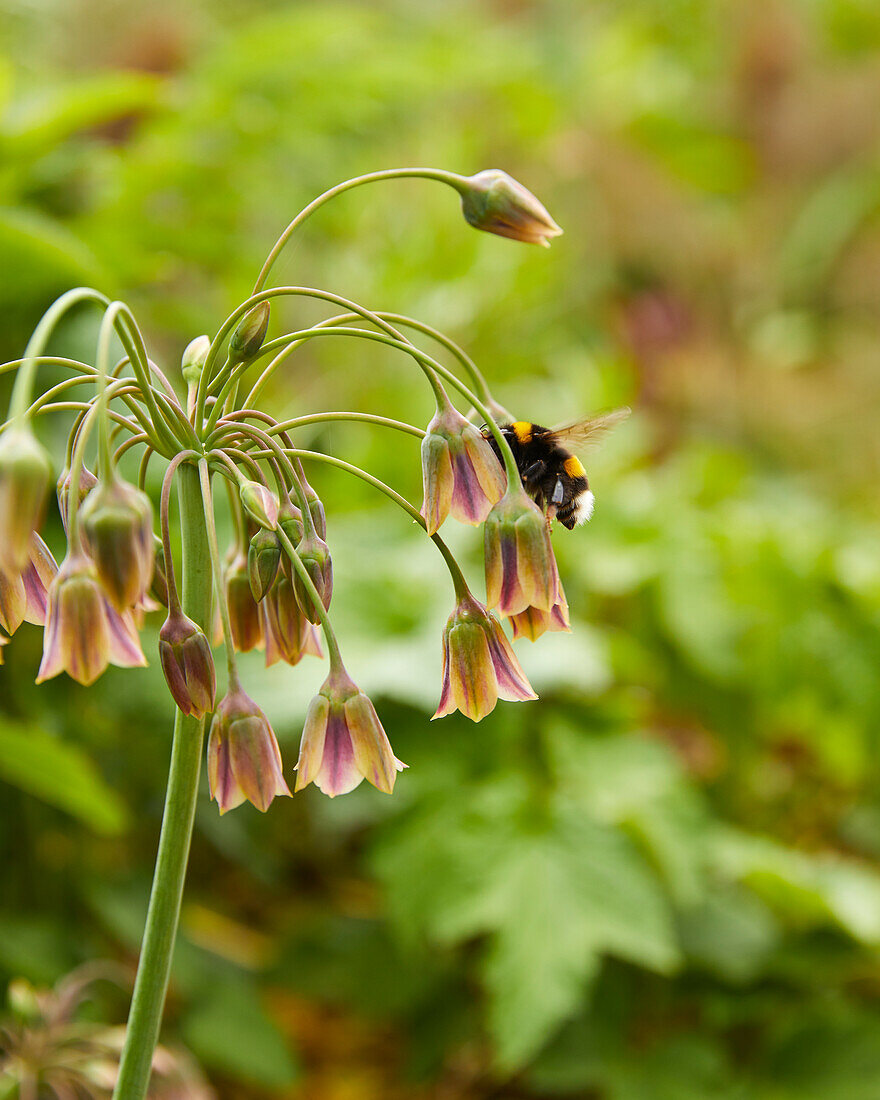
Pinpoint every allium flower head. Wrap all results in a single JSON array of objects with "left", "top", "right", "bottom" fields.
[
  {"left": 0, "top": 424, "right": 53, "bottom": 572},
  {"left": 459, "top": 169, "right": 563, "bottom": 247},
  {"left": 291, "top": 533, "right": 333, "bottom": 624},
  {"left": 296, "top": 666, "right": 405, "bottom": 797},
  {"left": 0, "top": 533, "right": 57, "bottom": 635},
  {"left": 247, "top": 526, "right": 281, "bottom": 602},
  {"left": 159, "top": 608, "right": 216, "bottom": 718},
  {"left": 225, "top": 551, "right": 263, "bottom": 652},
  {"left": 484, "top": 486, "right": 561, "bottom": 617},
  {"left": 434, "top": 592, "right": 537, "bottom": 722},
  {"left": 420, "top": 394, "right": 506, "bottom": 535},
  {"left": 509, "top": 583, "right": 571, "bottom": 642},
  {"left": 37, "top": 551, "right": 146, "bottom": 685},
  {"left": 207, "top": 686, "right": 290, "bottom": 814},
  {"left": 80, "top": 474, "right": 155, "bottom": 612},
  {"left": 262, "top": 574, "right": 323, "bottom": 666}
]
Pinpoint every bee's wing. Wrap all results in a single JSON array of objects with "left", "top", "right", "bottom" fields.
[{"left": 546, "top": 407, "right": 631, "bottom": 452}]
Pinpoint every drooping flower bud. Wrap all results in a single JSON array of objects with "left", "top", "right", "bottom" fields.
[
  {"left": 433, "top": 592, "right": 537, "bottom": 722},
  {"left": 159, "top": 608, "right": 216, "bottom": 718},
  {"left": 239, "top": 480, "right": 278, "bottom": 530},
  {"left": 57, "top": 464, "right": 98, "bottom": 536},
  {"left": 458, "top": 169, "right": 562, "bottom": 247},
  {"left": 0, "top": 425, "right": 53, "bottom": 572},
  {"left": 80, "top": 475, "right": 155, "bottom": 612},
  {"left": 291, "top": 534, "right": 333, "bottom": 624},
  {"left": 37, "top": 551, "right": 146, "bottom": 685},
  {"left": 181, "top": 334, "right": 211, "bottom": 389},
  {"left": 0, "top": 533, "right": 58, "bottom": 635},
  {"left": 262, "top": 574, "right": 323, "bottom": 666},
  {"left": 509, "top": 584, "right": 571, "bottom": 642},
  {"left": 225, "top": 552, "right": 263, "bottom": 652},
  {"left": 247, "top": 527, "right": 281, "bottom": 602},
  {"left": 207, "top": 686, "right": 290, "bottom": 814},
  {"left": 484, "top": 487, "right": 561, "bottom": 617},
  {"left": 420, "top": 395, "right": 505, "bottom": 534},
  {"left": 277, "top": 502, "right": 304, "bottom": 580},
  {"left": 296, "top": 665, "right": 406, "bottom": 797},
  {"left": 229, "top": 302, "right": 270, "bottom": 364},
  {"left": 302, "top": 480, "right": 327, "bottom": 540}
]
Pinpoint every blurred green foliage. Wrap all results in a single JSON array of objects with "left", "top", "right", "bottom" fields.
[{"left": 3, "top": 0, "right": 880, "bottom": 1097}]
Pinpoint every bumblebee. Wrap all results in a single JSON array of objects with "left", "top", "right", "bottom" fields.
[{"left": 483, "top": 409, "right": 629, "bottom": 529}]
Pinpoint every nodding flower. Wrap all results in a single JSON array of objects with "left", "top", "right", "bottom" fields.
[
  {"left": 0, "top": 533, "right": 57, "bottom": 636},
  {"left": 420, "top": 390, "right": 505, "bottom": 535},
  {"left": 225, "top": 551, "right": 264, "bottom": 653},
  {"left": 80, "top": 474, "right": 155, "bottom": 612},
  {"left": 484, "top": 486, "right": 561, "bottom": 617},
  {"left": 262, "top": 574, "right": 323, "bottom": 667},
  {"left": 433, "top": 592, "right": 536, "bottom": 722},
  {"left": 296, "top": 664, "right": 405, "bottom": 797},
  {"left": 159, "top": 608, "right": 216, "bottom": 718},
  {"left": 37, "top": 550, "right": 146, "bottom": 686},
  {"left": 207, "top": 686, "right": 290, "bottom": 814},
  {"left": 0, "top": 424, "right": 53, "bottom": 573}
]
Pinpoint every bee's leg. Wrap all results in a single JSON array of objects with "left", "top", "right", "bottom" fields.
[{"left": 521, "top": 459, "right": 547, "bottom": 489}]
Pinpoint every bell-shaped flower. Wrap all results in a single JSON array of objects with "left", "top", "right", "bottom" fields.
[
  {"left": 420, "top": 392, "right": 506, "bottom": 535},
  {"left": 159, "top": 608, "right": 216, "bottom": 718},
  {"left": 484, "top": 486, "right": 561, "bottom": 617},
  {"left": 207, "top": 685, "right": 290, "bottom": 814},
  {"left": 509, "top": 584, "right": 571, "bottom": 642},
  {"left": 0, "top": 424, "right": 53, "bottom": 572},
  {"left": 247, "top": 527, "right": 281, "bottom": 602},
  {"left": 225, "top": 552, "right": 263, "bottom": 652},
  {"left": 37, "top": 551, "right": 146, "bottom": 685},
  {"left": 295, "top": 665, "right": 405, "bottom": 797},
  {"left": 262, "top": 575, "right": 323, "bottom": 667},
  {"left": 57, "top": 464, "right": 98, "bottom": 536},
  {"left": 458, "top": 169, "right": 563, "bottom": 247},
  {"left": 433, "top": 592, "right": 537, "bottom": 722},
  {"left": 80, "top": 474, "right": 155, "bottom": 612},
  {"left": 0, "top": 533, "right": 57, "bottom": 635},
  {"left": 291, "top": 533, "right": 333, "bottom": 624}
]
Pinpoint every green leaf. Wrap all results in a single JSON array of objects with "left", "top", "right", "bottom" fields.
[
  {"left": 181, "top": 979, "right": 299, "bottom": 1088},
  {"left": 0, "top": 716, "right": 128, "bottom": 835}
]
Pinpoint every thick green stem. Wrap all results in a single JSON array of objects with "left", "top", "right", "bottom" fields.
[{"left": 112, "top": 463, "right": 212, "bottom": 1100}]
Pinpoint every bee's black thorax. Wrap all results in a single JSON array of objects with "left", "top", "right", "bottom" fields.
[{"left": 483, "top": 422, "right": 591, "bottom": 530}]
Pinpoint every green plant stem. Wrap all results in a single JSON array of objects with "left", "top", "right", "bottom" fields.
[
  {"left": 198, "top": 458, "right": 241, "bottom": 688},
  {"left": 112, "top": 463, "right": 212, "bottom": 1100},
  {"left": 252, "top": 167, "right": 467, "bottom": 295}
]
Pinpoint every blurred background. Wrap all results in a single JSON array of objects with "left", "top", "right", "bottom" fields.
[{"left": 3, "top": 0, "right": 880, "bottom": 1096}]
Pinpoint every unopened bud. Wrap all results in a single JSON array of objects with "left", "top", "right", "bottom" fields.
[
  {"left": 303, "top": 481, "right": 327, "bottom": 540},
  {"left": 291, "top": 534, "right": 333, "bottom": 625},
  {"left": 248, "top": 527, "right": 281, "bottom": 602},
  {"left": 459, "top": 169, "right": 562, "bottom": 247},
  {"left": 225, "top": 552, "right": 263, "bottom": 652},
  {"left": 277, "top": 501, "right": 303, "bottom": 579},
  {"left": 159, "top": 608, "right": 216, "bottom": 718},
  {"left": 0, "top": 425, "right": 53, "bottom": 572},
  {"left": 181, "top": 334, "right": 211, "bottom": 388},
  {"left": 229, "top": 302, "right": 270, "bottom": 363},
  {"left": 80, "top": 476, "right": 155, "bottom": 612},
  {"left": 239, "top": 480, "right": 278, "bottom": 530},
  {"left": 57, "top": 463, "right": 98, "bottom": 535}
]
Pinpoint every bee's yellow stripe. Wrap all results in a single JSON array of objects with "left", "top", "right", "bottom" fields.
[
  {"left": 563, "top": 455, "right": 586, "bottom": 478},
  {"left": 512, "top": 421, "right": 533, "bottom": 444}
]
